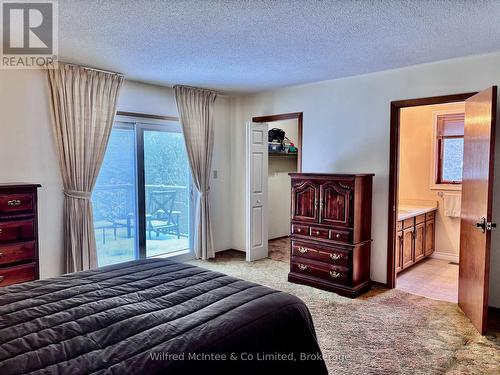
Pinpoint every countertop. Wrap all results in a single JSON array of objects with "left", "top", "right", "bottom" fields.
[{"left": 398, "top": 205, "right": 437, "bottom": 221}]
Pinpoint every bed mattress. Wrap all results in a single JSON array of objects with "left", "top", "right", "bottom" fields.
[{"left": 0, "top": 258, "right": 327, "bottom": 374}]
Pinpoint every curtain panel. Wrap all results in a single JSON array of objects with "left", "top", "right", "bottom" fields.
[
  {"left": 174, "top": 85, "right": 217, "bottom": 260},
  {"left": 47, "top": 63, "right": 123, "bottom": 272}
]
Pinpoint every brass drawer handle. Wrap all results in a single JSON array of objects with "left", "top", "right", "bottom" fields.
[
  {"left": 7, "top": 199, "right": 21, "bottom": 206},
  {"left": 0, "top": 252, "right": 3, "bottom": 258},
  {"left": 330, "top": 253, "right": 341, "bottom": 260},
  {"left": 329, "top": 270, "right": 341, "bottom": 278},
  {"left": 314, "top": 230, "right": 320, "bottom": 235},
  {"left": 297, "top": 263, "right": 308, "bottom": 270},
  {"left": 0, "top": 276, "right": 4, "bottom": 282},
  {"left": 0, "top": 229, "right": 2, "bottom": 234},
  {"left": 335, "top": 233, "right": 341, "bottom": 239},
  {"left": 297, "top": 228, "right": 302, "bottom": 233},
  {"left": 298, "top": 246, "right": 308, "bottom": 254}
]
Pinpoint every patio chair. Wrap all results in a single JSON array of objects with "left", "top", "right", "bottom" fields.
[{"left": 146, "top": 190, "right": 181, "bottom": 240}]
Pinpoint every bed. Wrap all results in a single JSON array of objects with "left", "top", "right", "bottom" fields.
[{"left": 0, "top": 258, "right": 327, "bottom": 374}]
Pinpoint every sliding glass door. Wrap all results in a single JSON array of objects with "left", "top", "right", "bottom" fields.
[
  {"left": 93, "top": 119, "right": 193, "bottom": 266},
  {"left": 140, "top": 126, "right": 191, "bottom": 258}
]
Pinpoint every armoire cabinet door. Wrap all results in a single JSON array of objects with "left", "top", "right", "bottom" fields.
[
  {"left": 291, "top": 180, "right": 320, "bottom": 223},
  {"left": 320, "top": 181, "right": 352, "bottom": 226}
]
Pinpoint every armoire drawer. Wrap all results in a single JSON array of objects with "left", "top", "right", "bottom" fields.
[
  {"left": 310, "top": 226, "right": 329, "bottom": 239},
  {"left": 0, "top": 262, "right": 37, "bottom": 287},
  {"left": 0, "top": 220, "right": 35, "bottom": 243},
  {"left": 291, "top": 257, "right": 351, "bottom": 285},
  {"left": 292, "top": 224, "right": 309, "bottom": 236},
  {"left": 330, "top": 228, "right": 352, "bottom": 243},
  {"left": 291, "top": 241, "right": 350, "bottom": 267},
  {"left": 0, "top": 193, "right": 34, "bottom": 215},
  {"left": 0, "top": 241, "right": 36, "bottom": 266}
]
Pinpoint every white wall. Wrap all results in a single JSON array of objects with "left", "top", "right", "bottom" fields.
[
  {"left": 231, "top": 52, "right": 500, "bottom": 308},
  {"left": 0, "top": 74, "right": 233, "bottom": 279},
  {"left": 268, "top": 119, "right": 298, "bottom": 239},
  {"left": 0, "top": 70, "right": 63, "bottom": 278},
  {"left": 399, "top": 102, "right": 464, "bottom": 260}
]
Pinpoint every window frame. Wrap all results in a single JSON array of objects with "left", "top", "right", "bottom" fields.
[{"left": 430, "top": 110, "right": 464, "bottom": 191}]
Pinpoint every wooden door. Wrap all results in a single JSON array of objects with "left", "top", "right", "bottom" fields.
[
  {"left": 425, "top": 219, "right": 435, "bottom": 256},
  {"left": 320, "top": 181, "right": 352, "bottom": 226},
  {"left": 396, "top": 230, "right": 403, "bottom": 273},
  {"left": 458, "top": 86, "right": 497, "bottom": 334},
  {"left": 291, "top": 180, "right": 320, "bottom": 223},
  {"left": 414, "top": 222, "right": 425, "bottom": 262},
  {"left": 245, "top": 122, "right": 268, "bottom": 261},
  {"left": 402, "top": 227, "right": 414, "bottom": 269}
]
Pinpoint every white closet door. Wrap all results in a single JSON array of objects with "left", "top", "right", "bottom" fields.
[{"left": 245, "top": 122, "right": 268, "bottom": 261}]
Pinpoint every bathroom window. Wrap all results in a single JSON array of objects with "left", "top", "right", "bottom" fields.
[{"left": 435, "top": 113, "right": 464, "bottom": 185}]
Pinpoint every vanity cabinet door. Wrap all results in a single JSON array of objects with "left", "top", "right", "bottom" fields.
[
  {"left": 402, "top": 227, "right": 414, "bottom": 269},
  {"left": 396, "top": 230, "right": 403, "bottom": 273},
  {"left": 414, "top": 222, "right": 426, "bottom": 262},
  {"left": 291, "top": 180, "right": 320, "bottom": 223},
  {"left": 319, "top": 181, "right": 353, "bottom": 227},
  {"left": 425, "top": 219, "right": 435, "bottom": 256}
]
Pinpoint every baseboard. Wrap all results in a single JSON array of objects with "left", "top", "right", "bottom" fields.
[
  {"left": 268, "top": 235, "right": 290, "bottom": 241},
  {"left": 215, "top": 248, "right": 244, "bottom": 253},
  {"left": 430, "top": 251, "right": 459, "bottom": 263},
  {"left": 371, "top": 280, "right": 388, "bottom": 288}
]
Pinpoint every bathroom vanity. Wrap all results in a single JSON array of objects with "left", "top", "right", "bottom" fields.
[{"left": 395, "top": 207, "right": 436, "bottom": 273}]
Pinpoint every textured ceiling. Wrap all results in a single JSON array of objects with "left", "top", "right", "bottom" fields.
[{"left": 59, "top": 0, "right": 500, "bottom": 93}]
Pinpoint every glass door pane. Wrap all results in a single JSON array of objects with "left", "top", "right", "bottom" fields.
[
  {"left": 143, "top": 128, "right": 191, "bottom": 257},
  {"left": 93, "top": 124, "right": 138, "bottom": 266}
]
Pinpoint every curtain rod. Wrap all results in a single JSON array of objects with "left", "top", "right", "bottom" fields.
[
  {"left": 116, "top": 111, "right": 179, "bottom": 122},
  {"left": 58, "top": 61, "right": 123, "bottom": 76}
]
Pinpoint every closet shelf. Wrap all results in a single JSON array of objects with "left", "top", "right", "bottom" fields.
[{"left": 268, "top": 152, "right": 297, "bottom": 158}]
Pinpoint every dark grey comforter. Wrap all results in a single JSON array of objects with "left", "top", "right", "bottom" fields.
[{"left": 0, "top": 259, "right": 327, "bottom": 374}]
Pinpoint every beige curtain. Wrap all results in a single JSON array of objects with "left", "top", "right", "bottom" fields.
[
  {"left": 47, "top": 63, "right": 123, "bottom": 273},
  {"left": 174, "top": 85, "right": 217, "bottom": 260}
]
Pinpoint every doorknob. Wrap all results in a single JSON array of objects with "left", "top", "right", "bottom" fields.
[{"left": 476, "top": 217, "right": 497, "bottom": 233}]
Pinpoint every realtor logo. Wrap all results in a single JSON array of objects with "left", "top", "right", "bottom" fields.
[{"left": 1, "top": 0, "right": 58, "bottom": 68}]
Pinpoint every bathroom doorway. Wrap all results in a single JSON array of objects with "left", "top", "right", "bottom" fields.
[
  {"left": 394, "top": 101, "right": 465, "bottom": 303},
  {"left": 387, "top": 88, "right": 499, "bottom": 335}
]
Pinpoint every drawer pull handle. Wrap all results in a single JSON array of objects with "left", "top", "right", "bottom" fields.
[
  {"left": 297, "top": 264, "right": 308, "bottom": 270},
  {"left": 0, "top": 253, "right": 3, "bottom": 258},
  {"left": 335, "top": 233, "right": 341, "bottom": 239},
  {"left": 314, "top": 231, "right": 320, "bottom": 235},
  {"left": 298, "top": 247, "right": 308, "bottom": 254},
  {"left": 7, "top": 200, "right": 21, "bottom": 206},
  {"left": 330, "top": 253, "right": 341, "bottom": 260},
  {"left": 0, "top": 229, "right": 2, "bottom": 234},
  {"left": 329, "top": 270, "right": 341, "bottom": 278},
  {"left": 297, "top": 228, "right": 301, "bottom": 233},
  {"left": 0, "top": 276, "right": 4, "bottom": 282}
]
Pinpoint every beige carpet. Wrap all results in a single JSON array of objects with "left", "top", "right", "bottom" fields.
[{"left": 188, "top": 239, "right": 500, "bottom": 374}]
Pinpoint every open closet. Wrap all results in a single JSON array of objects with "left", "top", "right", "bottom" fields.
[
  {"left": 267, "top": 119, "right": 300, "bottom": 240},
  {"left": 246, "top": 113, "right": 302, "bottom": 261}
]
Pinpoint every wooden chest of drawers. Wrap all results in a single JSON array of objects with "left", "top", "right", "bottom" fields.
[
  {"left": 288, "top": 174, "right": 373, "bottom": 298},
  {"left": 0, "top": 184, "right": 41, "bottom": 287}
]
